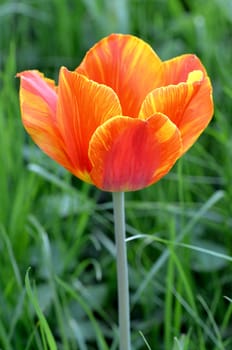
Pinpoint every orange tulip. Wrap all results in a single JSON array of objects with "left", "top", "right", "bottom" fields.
[{"left": 17, "top": 34, "right": 213, "bottom": 192}]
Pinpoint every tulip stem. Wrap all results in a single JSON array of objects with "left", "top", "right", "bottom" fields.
[{"left": 112, "top": 192, "right": 131, "bottom": 350}]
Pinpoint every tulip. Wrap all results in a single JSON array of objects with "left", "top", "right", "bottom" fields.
[{"left": 17, "top": 34, "right": 213, "bottom": 192}]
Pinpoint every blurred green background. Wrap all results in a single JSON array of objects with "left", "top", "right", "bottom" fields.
[{"left": 0, "top": 0, "right": 232, "bottom": 349}]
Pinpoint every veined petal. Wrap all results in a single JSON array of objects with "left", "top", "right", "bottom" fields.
[
  {"left": 139, "top": 71, "right": 213, "bottom": 153},
  {"left": 88, "top": 114, "right": 182, "bottom": 192},
  {"left": 163, "top": 54, "right": 208, "bottom": 85},
  {"left": 56, "top": 67, "right": 122, "bottom": 181},
  {"left": 17, "top": 70, "right": 75, "bottom": 174},
  {"left": 76, "top": 33, "right": 163, "bottom": 117}
]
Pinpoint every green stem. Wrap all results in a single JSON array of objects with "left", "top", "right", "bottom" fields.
[{"left": 112, "top": 192, "right": 131, "bottom": 350}]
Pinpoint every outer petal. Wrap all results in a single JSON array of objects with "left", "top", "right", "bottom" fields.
[
  {"left": 56, "top": 67, "right": 122, "bottom": 182},
  {"left": 17, "top": 70, "right": 75, "bottom": 173},
  {"left": 139, "top": 71, "right": 213, "bottom": 153},
  {"left": 88, "top": 114, "right": 182, "bottom": 192},
  {"left": 76, "top": 34, "right": 163, "bottom": 117}
]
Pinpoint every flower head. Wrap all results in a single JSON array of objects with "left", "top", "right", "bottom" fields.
[{"left": 17, "top": 34, "right": 213, "bottom": 192}]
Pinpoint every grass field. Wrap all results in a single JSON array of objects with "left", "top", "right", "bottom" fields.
[{"left": 0, "top": 0, "right": 232, "bottom": 349}]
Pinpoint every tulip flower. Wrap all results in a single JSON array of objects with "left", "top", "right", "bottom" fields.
[
  {"left": 17, "top": 34, "right": 213, "bottom": 350},
  {"left": 17, "top": 33, "right": 213, "bottom": 192}
]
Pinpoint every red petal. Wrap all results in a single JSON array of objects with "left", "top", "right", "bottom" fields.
[
  {"left": 89, "top": 114, "right": 182, "bottom": 191},
  {"left": 76, "top": 34, "right": 163, "bottom": 117}
]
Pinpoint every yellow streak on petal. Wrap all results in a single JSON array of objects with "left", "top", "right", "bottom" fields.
[
  {"left": 187, "top": 70, "right": 203, "bottom": 84},
  {"left": 154, "top": 117, "right": 177, "bottom": 143}
]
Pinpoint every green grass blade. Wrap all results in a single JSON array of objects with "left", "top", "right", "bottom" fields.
[{"left": 25, "top": 269, "right": 57, "bottom": 350}]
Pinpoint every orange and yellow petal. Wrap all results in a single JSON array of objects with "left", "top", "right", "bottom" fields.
[
  {"left": 17, "top": 71, "right": 79, "bottom": 175},
  {"left": 139, "top": 71, "right": 213, "bottom": 153},
  {"left": 76, "top": 33, "right": 163, "bottom": 117},
  {"left": 88, "top": 114, "right": 182, "bottom": 192},
  {"left": 163, "top": 54, "right": 208, "bottom": 85},
  {"left": 56, "top": 67, "right": 122, "bottom": 181}
]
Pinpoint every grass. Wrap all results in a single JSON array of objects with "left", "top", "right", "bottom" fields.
[{"left": 0, "top": 0, "right": 232, "bottom": 349}]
